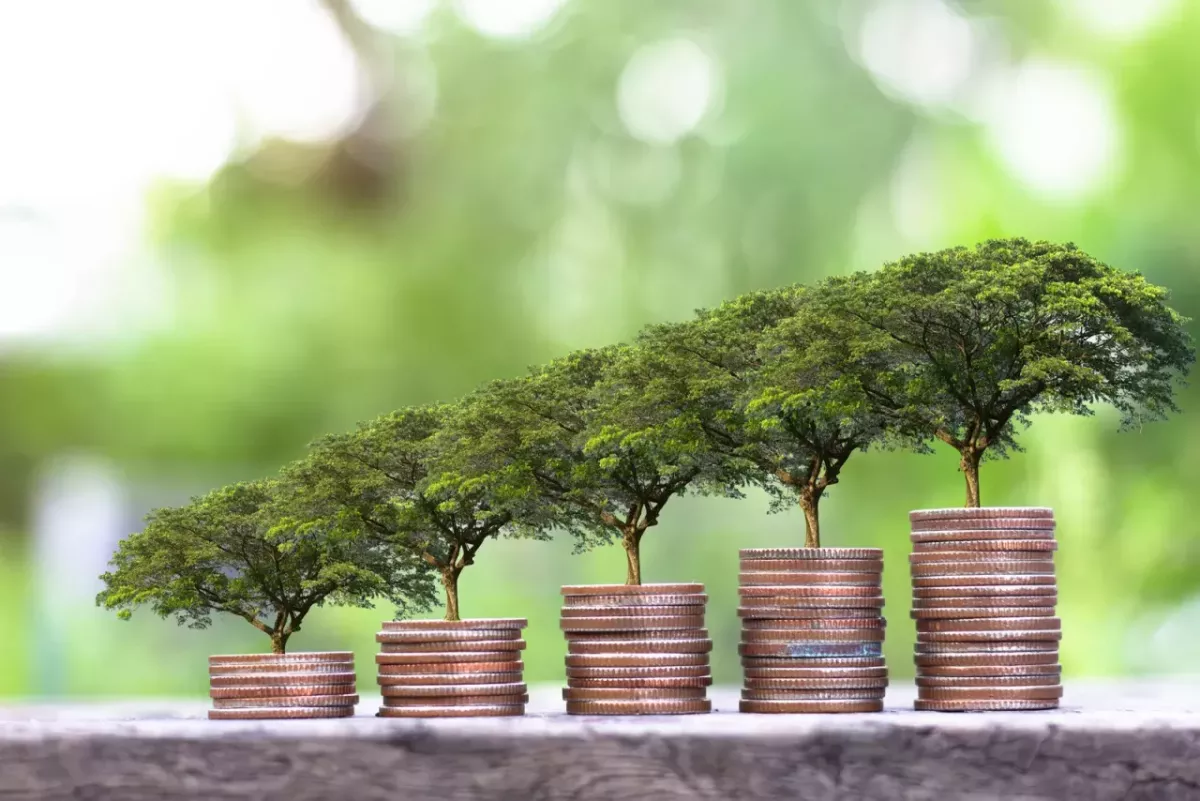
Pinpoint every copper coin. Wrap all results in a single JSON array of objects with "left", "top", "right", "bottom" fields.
[
  {"left": 740, "top": 548, "right": 883, "bottom": 560},
  {"left": 378, "top": 682, "right": 527, "bottom": 697},
  {"left": 739, "top": 572, "right": 881, "bottom": 586},
  {"left": 560, "top": 605, "right": 705, "bottom": 618},
  {"left": 382, "top": 694, "right": 530, "bottom": 706},
  {"left": 376, "top": 629, "right": 521, "bottom": 643},
  {"left": 566, "top": 665, "right": 711, "bottom": 679},
  {"left": 909, "top": 551, "right": 1051, "bottom": 564},
  {"left": 568, "top": 638, "right": 713, "bottom": 655},
  {"left": 911, "top": 518, "right": 1055, "bottom": 532},
  {"left": 209, "top": 706, "right": 355, "bottom": 720},
  {"left": 208, "top": 651, "right": 353, "bottom": 666},
  {"left": 911, "top": 529, "right": 1056, "bottom": 544},
  {"left": 739, "top": 699, "right": 882, "bottom": 713},
  {"left": 565, "top": 699, "right": 711, "bottom": 715},
  {"left": 912, "top": 594, "right": 1057, "bottom": 607},
  {"left": 917, "top": 674, "right": 1060, "bottom": 688},
  {"left": 916, "top": 630, "right": 1062, "bottom": 643},
  {"left": 738, "top": 559, "right": 884, "bottom": 573},
  {"left": 212, "top": 694, "right": 359, "bottom": 709},
  {"left": 741, "top": 656, "right": 886, "bottom": 669},
  {"left": 917, "top": 685, "right": 1063, "bottom": 701},
  {"left": 917, "top": 617, "right": 1061, "bottom": 633},
  {"left": 375, "top": 652, "right": 520, "bottom": 664},
  {"left": 741, "top": 688, "right": 885, "bottom": 701},
  {"left": 914, "top": 652, "right": 1060, "bottom": 668},
  {"left": 377, "top": 672, "right": 523, "bottom": 686},
  {"left": 912, "top": 574, "right": 1056, "bottom": 588},
  {"left": 741, "top": 617, "right": 885, "bottom": 631},
  {"left": 562, "top": 687, "right": 708, "bottom": 701},
  {"left": 378, "top": 660, "right": 523, "bottom": 674},
  {"left": 914, "top": 699, "right": 1058, "bottom": 712},
  {"left": 743, "top": 666, "right": 888, "bottom": 680},
  {"left": 565, "top": 653, "right": 710, "bottom": 668},
  {"left": 380, "top": 618, "right": 527, "bottom": 630},
  {"left": 913, "top": 539, "right": 1058, "bottom": 552},
  {"left": 561, "top": 583, "right": 704, "bottom": 596},
  {"left": 209, "top": 684, "right": 356, "bottom": 699},
  {"left": 917, "top": 661, "right": 1061, "bottom": 675},
  {"left": 738, "top": 606, "right": 883, "bottom": 620},
  {"left": 561, "top": 593, "right": 707, "bottom": 607},
  {"left": 209, "top": 661, "right": 353, "bottom": 676},
  {"left": 913, "top": 584, "right": 1057, "bottom": 598},
  {"left": 739, "top": 642, "right": 883, "bottom": 658},
  {"left": 379, "top": 640, "right": 526, "bottom": 653},
  {"left": 739, "top": 585, "right": 882, "bottom": 598},
  {"left": 561, "top": 616, "right": 706, "bottom": 632},
  {"left": 910, "top": 561, "right": 1056, "bottom": 577},
  {"left": 566, "top": 676, "right": 712, "bottom": 689},
  {"left": 741, "top": 628, "right": 886, "bottom": 643},
  {"left": 909, "top": 507, "right": 1053, "bottom": 522},
  {"left": 209, "top": 672, "right": 357, "bottom": 689},
  {"left": 743, "top": 677, "right": 889, "bottom": 691},
  {"left": 565, "top": 631, "right": 710, "bottom": 644},
  {"left": 911, "top": 606, "right": 1055, "bottom": 620},
  {"left": 914, "top": 641, "right": 1059, "bottom": 655},
  {"left": 377, "top": 705, "right": 524, "bottom": 718}
]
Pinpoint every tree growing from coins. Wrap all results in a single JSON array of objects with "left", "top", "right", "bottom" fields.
[{"left": 96, "top": 479, "right": 435, "bottom": 653}]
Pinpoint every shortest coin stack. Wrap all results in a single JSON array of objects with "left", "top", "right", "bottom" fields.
[
  {"left": 561, "top": 583, "right": 712, "bottom": 715},
  {"left": 909, "top": 507, "right": 1062, "bottom": 712},
  {"left": 375, "top": 619, "right": 528, "bottom": 718},
  {"left": 208, "top": 651, "right": 358, "bottom": 720},
  {"left": 738, "top": 548, "right": 888, "bottom": 713}
]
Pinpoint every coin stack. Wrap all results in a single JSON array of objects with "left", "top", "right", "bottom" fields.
[
  {"left": 207, "top": 651, "right": 358, "bottom": 720},
  {"left": 560, "top": 583, "right": 713, "bottom": 715},
  {"left": 374, "top": 619, "right": 529, "bottom": 717},
  {"left": 909, "top": 507, "right": 1062, "bottom": 712},
  {"left": 738, "top": 548, "right": 888, "bottom": 713}
]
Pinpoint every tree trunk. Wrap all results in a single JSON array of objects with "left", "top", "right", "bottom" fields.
[
  {"left": 961, "top": 448, "right": 983, "bottom": 507},
  {"left": 623, "top": 528, "right": 642, "bottom": 585},
  {"left": 799, "top": 487, "right": 821, "bottom": 549},
  {"left": 270, "top": 631, "right": 289, "bottom": 655},
  {"left": 442, "top": 567, "right": 462, "bottom": 622}
]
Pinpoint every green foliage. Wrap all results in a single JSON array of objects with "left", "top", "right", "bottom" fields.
[{"left": 95, "top": 479, "right": 433, "bottom": 652}]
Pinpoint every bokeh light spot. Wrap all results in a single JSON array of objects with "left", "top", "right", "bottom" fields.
[
  {"left": 856, "top": 0, "right": 976, "bottom": 108},
  {"left": 617, "top": 37, "right": 719, "bottom": 145},
  {"left": 453, "top": 0, "right": 567, "bottom": 40}
]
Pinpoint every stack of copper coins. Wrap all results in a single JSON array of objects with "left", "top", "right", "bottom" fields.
[
  {"left": 560, "top": 583, "right": 712, "bottom": 715},
  {"left": 738, "top": 548, "right": 888, "bottom": 713},
  {"left": 207, "top": 652, "right": 358, "bottom": 720},
  {"left": 909, "top": 507, "right": 1062, "bottom": 712},
  {"left": 374, "top": 619, "right": 529, "bottom": 717}
]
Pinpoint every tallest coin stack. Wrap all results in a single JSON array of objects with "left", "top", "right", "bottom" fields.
[{"left": 909, "top": 507, "right": 1062, "bottom": 712}]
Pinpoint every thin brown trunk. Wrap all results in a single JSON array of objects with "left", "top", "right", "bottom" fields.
[
  {"left": 623, "top": 528, "right": 642, "bottom": 585},
  {"left": 961, "top": 447, "right": 982, "bottom": 507},
  {"left": 442, "top": 567, "right": 462, "bottom": 621},
  {"left": 799, "top": 487, "right": 820, "bottom": 549},
  {"left": 270, "top": 631, "right": 288, "bottom": 655}
]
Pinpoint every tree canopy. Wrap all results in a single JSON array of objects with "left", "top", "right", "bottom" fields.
[{"left": 96, "top": 478, "right": 433, "bottom": 653}]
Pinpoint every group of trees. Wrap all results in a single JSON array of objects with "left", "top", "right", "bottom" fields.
[{"left": 97, "top": 239, "right": 1194, "bottom": 651}]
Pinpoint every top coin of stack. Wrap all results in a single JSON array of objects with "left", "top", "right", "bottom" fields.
[
  {"left": 374, "top": 619, "right": 528, "bottom": 717},
  {"left": 560, "top": 583, "right": 712, "bottom": 715},
  {"left": 908, "top": 507, "right": 1062, "bottom": 712},
  {"left": 207, "top": 652, "right": 358, "bottom": 720},
  {"left": 738, "top": 548, "right": 888, "bottom": 714}
]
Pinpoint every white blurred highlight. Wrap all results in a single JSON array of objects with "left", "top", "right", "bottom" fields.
[
  {"left": 617, "top": 38, "right": 720, "bottom": 145},
  {"left": 453, "top": 0, "right": 566, "bottom": 39},
  {"left": 1061, "top": 0, "right": 1180, "bottom": 40},
  {"left": 856, "top": 0, "right": 977, "bottom": 108},
  {"left": 351, "top": 0, "right": 437, "bottom": 36}
]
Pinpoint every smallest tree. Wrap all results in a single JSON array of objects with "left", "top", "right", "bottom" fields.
[{"left": 96, "top": 479, "right": 434, "bottom": 654}]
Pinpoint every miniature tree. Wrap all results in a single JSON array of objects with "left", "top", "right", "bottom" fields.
[
  {"left": 288, "top": 403, "right": 550, "bottom": 621},
  {"left": 448, "top": 345, "right": 742, "bottom": 585},
  {"left": 636, "top": 287, "right": 903, "bottom": 547},
  {"left": 96, "top": 479, "right": 434, "bottom": 654},
  {"left": 818, "top": 238, "right": 1195, "bottom": 506}
]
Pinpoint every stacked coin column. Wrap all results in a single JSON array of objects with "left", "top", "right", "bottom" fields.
[
  {"left": 207, "top": 651, "right": 357, "bottom": 720},
  {"left": 738, "top": 548, "right": 888, "bottom": 713},
  {"left": 560, "top": 583, "right": 713, "bottom": 715},
  {"left": 374, "top": 619, "right": 529, "bottom": 717},
  {"left": 909, "top": 507, "right": 1062, "bottom": 712}
]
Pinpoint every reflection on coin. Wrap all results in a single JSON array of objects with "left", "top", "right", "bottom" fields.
[
  {"left": 913, "top": 584, "right": 1057, "bottom": 599},
  {"left": 741, "top": 617, "right": 886, "bottom": 630},
  {"left": 916, "top": 630, "right": 1062, "bottom": 643},
  {"left": 560, "top": 605, "right": 705, "bottom": 618},
  {"left": 561, "top": 594, "right": 707, "bottom": 607},
  {"left": 379, "top": 640, "right": 526, "bottom": 653},
  {"left": 741, "top": 656, "right": 886, "bottom": 669},
  {"left": 911, "top": 606, "right": 1055, "bottom": 619},
  {"left": 740, "top": 688, "right": 886, "bottom": 701},
  {"left": 209, "top": 672, "right": 356, "bottom": 688},
  {"left": 743, "top": 677, "right": 889, "bottom": 691},
  {"left": 377, "top": 672, "right": 522, "bottom": 686},
  {"left": 377, "top": 682, "right": 527, "bottom": 697},
  {"left": 740, "top": 548, "right": 883, "bottom": 560},
  {"left": 739, "top": 642, "right": 883, "bottom": 658},
  {"left": 375, "top": 629, "right": 521, "bottom": 643},
  {"left": 914, "top": 641, "right": 1059, "bottom": 655},
  {"left": 381, "top": 618, "right": 527, "bottom": 630},
  {"left": 561, "top": 584, "right": 704, "bottom": 596},
  {"left": 208, "top": 652, "right": 353, "bottom": 665},
  {"left": 212, "top": 694, "right": 359, "bottom": 709},
  {"left": 914, "top": 652, "right": 1060, "bottom": 668},
  {"left": 914, "top": 699, "right": 1058, "bottom": 712},
  {"left": 910, "top": 561, "right": 1056, "bottom": 577},
  {"left": 909, "top": 551, "right": 1050, "bottom": 564},
  {"left": 565, "top": 665, "right": 711, "bottom": 680},
  {"left": 381, "top": 694, "right": 530, "bottom": 706},
  {"left": 738, "top": 606, "right": 882, "bottom": 619},
  {"left": 742, "top": 665, "right": 888, "bottom": 679},
  {"left": 918, "top": 664, "right": 1060, "bottom": 677},
  {"left": 738, "top": 559, "right": 884, "bottom": 573},
  {"left": 565, "top": 699, "right": 711, "bottom": 715},
  {"left": 917, "top": 685, "right": 1063, "bottom": 701},
  {"left": 568, "top": 638, "right": 713, "bottom": 655},
  {"left": 916, "top": 674, "right": 1060, "bottom": 688},
  {"left": 377, "top": 661, "right": 523, "bottom": 675},
  {"left": 566, "top": 676, "right": 712, "bottom": 689},
  {"left": 739, "top": 572, "right": 881, "bottom": 586},
  {"left": 377, "top": 705, "right": 524, "bottom": 718},
  {"left": 564, "top": 653, "right": 710, "bottom": 668},
  {"left": 561, "top": 687, "right": 708, "bottom": 701},
  {"left": 912, "top": 539, "right": 1057, "bottom": 552},
  {"left": 209, "top": 662, "right": 353, "bottom": 676},
  {"left": 375, "top": 652, "right": 519, "bottom": 664},
  {"left": 916, "top": 617, "right": 1060, "bottom": 633},
  {"left": 741, "top": 628, "right": 885, "bottom": 643},
  {"left": 209, "top": 684, "right": 355, "bottom": 699},
  {"left": 739, "top": 699, "right": 883, "bottom": 713},
  {"left": 912, "top": 575, "right": 1056, "bottom": 588},
  {"left": 560, "top": 616, "right": 706, "bottom": 631},
  {"left": 208, "top": 706, "right": 355, "bottom": 720}
]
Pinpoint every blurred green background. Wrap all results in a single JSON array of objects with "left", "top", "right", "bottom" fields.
[{"left": 1, "top": 0, "right": 1198, "bottom": 698}]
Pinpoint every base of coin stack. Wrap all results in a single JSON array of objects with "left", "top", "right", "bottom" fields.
[
  {"left": 737, "top": 548, "right": 887, "bottom": 713},
  {"left": 207, "top": 651, "right": 358, "bottom": 720},
  {"left": 374, "top": 618, "right": 529, "bottom": 717},
  {"left": 560, "top": 583, "right": 712, "bottom": 715},
  {"left": 909, "top": 507, "right": 1062, "bottom": 712}
]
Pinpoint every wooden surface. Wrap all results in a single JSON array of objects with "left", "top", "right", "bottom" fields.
[{"left": 1, "top": 681, "right": 1199, "bottom": 801}]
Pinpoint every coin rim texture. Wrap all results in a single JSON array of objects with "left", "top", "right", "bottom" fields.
[
  {"left": 567, "top": 639, "right": 713, "bottom": 654},
  {"left": 912, "top": 539, "right": 1058, "bottom": 552},
  {"left": 208, "top": 706, "right": 355, "bottom": 720},
  {"left": 739, "top": 642, "right": 884, "bottom": 658},
  {"left": 564, "top": 653, "right": 711, "bottom": 668},
  {"left": 380, "top": 618, "right": 527, "bottom": 630},
  {"left": 209, "top": 684, "right": 357, "bottom": 699},
  {"left": 740, "top": 548, "right": 883, "bottom": 560},
  {"left": 377, "top": 661, "right": 524, "bottom": 675},
  {"left": 561, "top": 594, "right": 707, "bottom": 607},
  {"left": 375, "top": 652, "right": 520, "bottom": 664},
  {"left": 560, "top": 584, "right": 704, "bottom": 596},
  {"left": 211, "top": 694, "right": 359, "bottom": 709},
  {"left": 913, "top": 699, "right": 1059, "bottom": 712},
  {"left": 377, "top": 705, "right": 525, "bottom": 718},
  {"left": 564, "top": 699, "right": 712, "bottom": 715},
  {"left": 208, "top": 652, "right": 353, "bottom": 665},
  {"left": 377, "top": 672, "right": 523, "bottom": 686},
  {"left": 378, "top": 640, "right": 527, "bottom": 652},
  {"left": 376, "top": 682, "right": 527, "bottom": 697},
  {"left": 738, "top": 699, "right": 883, "bottom": 713},
  {"left": 561, "top": 687, "right": 709, "bottom": 701},
  {"left": 741, "top": 656, "right": 886, "bottom": 669},
  {"left": 209, "top": 672, "right": 357, "bottom": 688}
]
